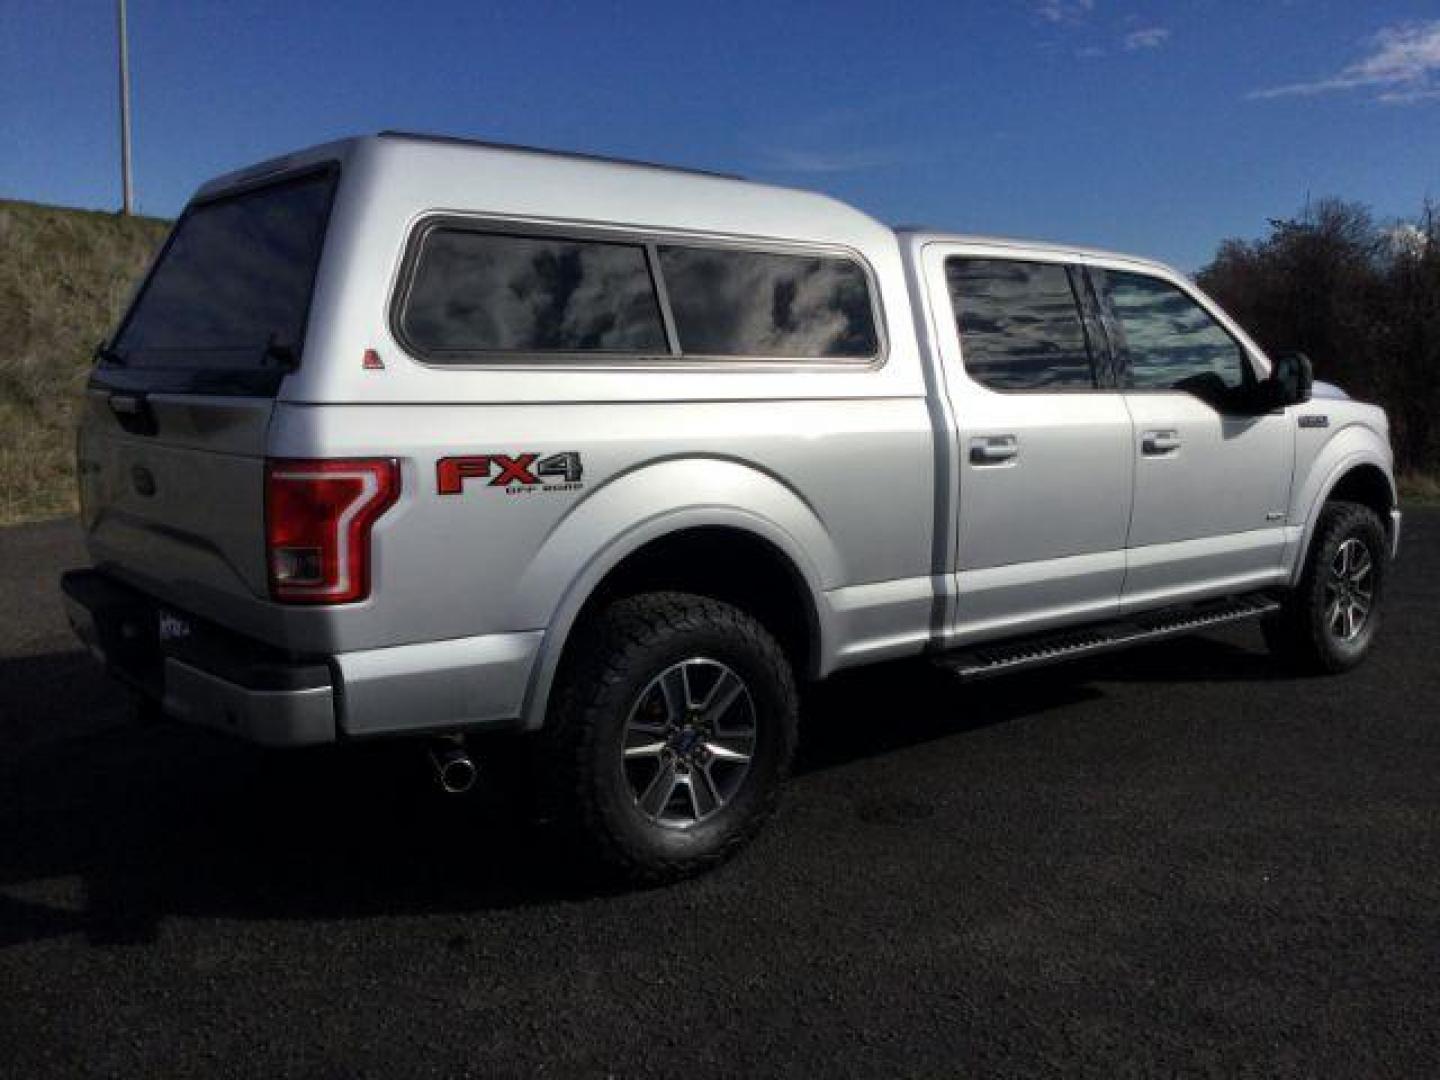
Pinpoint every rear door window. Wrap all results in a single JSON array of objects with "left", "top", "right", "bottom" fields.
[
  {"left": 111, "top": 169, "right": 337, "bottom": 372},
  {"left": 399, "top": 230, "right": 669, "bottom": 355},
  {"left": 657, "top": 246, "right": 879, "bottom": 359},
  {"left": 945, "top": 258, "right": 1096, "bottom": 390}
]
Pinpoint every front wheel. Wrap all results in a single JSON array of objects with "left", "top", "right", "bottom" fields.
[
  {"left": 1263, "top": 500, "right": 1388, "bottom": 674},
  {"left": 545, "top": 592, "right": 798, "bottom": 883}
]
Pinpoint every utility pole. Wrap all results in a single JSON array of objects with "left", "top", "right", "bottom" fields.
[{"left": 117, "top": 0, "right": 134, "bottom": 214}]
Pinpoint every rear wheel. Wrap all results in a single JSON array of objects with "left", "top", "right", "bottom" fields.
[
  {"left": 545, "top": 591, "right": 798, "bottom": 883},
  {"left": 1263, "top": 500, "right": 1387, "bottom": 674}
]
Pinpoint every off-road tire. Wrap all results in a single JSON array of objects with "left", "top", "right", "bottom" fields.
[
  {"left": 544, "top": 591, "right": 798, "bottom": 884},
  {"left": 1263, "top": 500, "right": 1388, "bottom": 674}
]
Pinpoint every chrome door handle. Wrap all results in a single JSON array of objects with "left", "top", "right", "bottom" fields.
[
  {"left": 1142, "top": 430, "right": 1180, "bottom": 455},
  {"left": 970, "top": 435, "right": 1019, "bottom": 465}
]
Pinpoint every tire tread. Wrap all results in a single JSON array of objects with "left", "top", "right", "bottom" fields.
[
  {"left": 544, "top": 591, "right": 797, "bottom": 884},
  {"left": 1264, "top": 500, "right": 1386, "bottom": 675}
]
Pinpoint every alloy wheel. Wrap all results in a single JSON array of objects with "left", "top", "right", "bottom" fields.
[
  {"left": 620, "top": 658, "right": 757, "bottom": 828},
  {"left": 1325, "top": 536, "right": 1374, "bottom": 642}
]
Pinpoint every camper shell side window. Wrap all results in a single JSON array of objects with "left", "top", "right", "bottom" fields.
[{"left": 390, "top": 218, "right": 885, "bottom": 367}]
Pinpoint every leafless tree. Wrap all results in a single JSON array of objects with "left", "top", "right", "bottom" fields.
[{"left": 1198, "top": 198, "right": 1439, "bottom": 475}]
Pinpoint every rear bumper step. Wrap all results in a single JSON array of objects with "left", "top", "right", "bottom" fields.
[
  {"left": 934, "top": 594, "right": 1281, "bottom": 681},
  {"left": 60, "top": 569, "right": 336, "bottom": 746}
]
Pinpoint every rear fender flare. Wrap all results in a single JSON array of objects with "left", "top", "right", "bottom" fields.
[{"left": 512, "top": 457, "right": 840, "bottom": 731}]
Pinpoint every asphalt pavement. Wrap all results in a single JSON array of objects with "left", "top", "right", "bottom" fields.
[{"left": 2, "top": 513, "right": 1438, "bottom": 1077}]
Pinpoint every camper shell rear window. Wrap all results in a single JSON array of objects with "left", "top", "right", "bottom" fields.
[{"left": 97, "top": 165, "right": 338, "bottom": 395}]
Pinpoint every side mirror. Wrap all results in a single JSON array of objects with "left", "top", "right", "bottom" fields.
[{"left": 1269, "top": 351, "right": 1313, "bottom": 407}]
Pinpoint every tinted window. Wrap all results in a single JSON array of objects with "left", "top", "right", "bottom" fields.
[
  {"left": 113, "top": 170, "right": 336, "bottom": 368},
  {"left": 1094, "top": 269, "right": 1248, "bottom": 392},
  {"left": 946, "top": 258, "right": 1095, "bottom": 390},
  {"left": 658, "top": 246, "right": 878, "bottom": 358},
  {"left": 401, "top": 230, "right": 668, "bottom": 354}
]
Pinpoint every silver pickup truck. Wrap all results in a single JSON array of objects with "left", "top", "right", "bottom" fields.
[{"left": 63, "top": 132, "right": 1400, "bottom": 881}]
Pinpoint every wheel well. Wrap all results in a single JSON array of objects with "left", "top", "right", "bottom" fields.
[
  {"left": 1328, "top": 464, "right": 1394, "bottom": 525},
  {"left": 570, "top": 527, "right": 819, "bottom": 678}
]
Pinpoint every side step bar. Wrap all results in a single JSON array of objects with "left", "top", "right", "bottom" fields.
[{"left": 933, "top": 594, "right": 1282, "bottom": 682}]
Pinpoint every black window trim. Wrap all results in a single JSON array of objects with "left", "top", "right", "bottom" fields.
[
  {"left": 945, "top": 254, "right": 1105, "bottom": 395},
  {"left": 1069, "top": 265, "right": 1122, "bottom": 390},
  {"left": 92, "top": 161, "right": 342, "bottom": 398},
  {"left": 387, "top": 213, "right": 889, "bottom": 371},
  {"left": 1082, "top": 263, "right": 1260, "bottom": 397}
]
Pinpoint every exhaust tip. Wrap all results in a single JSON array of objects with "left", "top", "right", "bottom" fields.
[
  {"left": 438, "top": 755, "right": 477, "bottom": 795},
  {"left": 430, "top": 741, "right": 478, "bottom": 795}
]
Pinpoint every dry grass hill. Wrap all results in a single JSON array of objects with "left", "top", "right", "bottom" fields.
[{"left": 0, "top": 199, "right": 168, "bottom": 523}]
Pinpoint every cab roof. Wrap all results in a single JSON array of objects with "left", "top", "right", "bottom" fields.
[{"left": 894, "top": 227, "right": 1179, "bottom": 277}]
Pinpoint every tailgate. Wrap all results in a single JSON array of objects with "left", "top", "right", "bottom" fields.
[{"left": 78, "top": 390, "right": 272, "bottom": 624}]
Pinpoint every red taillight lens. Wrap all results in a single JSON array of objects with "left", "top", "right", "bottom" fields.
[{"left": 264, "top": 459, "right": 399, "bottom": 604}]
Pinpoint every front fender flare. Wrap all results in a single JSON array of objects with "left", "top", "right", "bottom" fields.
[{"left": 1287, "top": 425, "right": 1396, "bottom": 585}]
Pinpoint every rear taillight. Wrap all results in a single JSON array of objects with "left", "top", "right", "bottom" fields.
[{"left": 264, "top": 459, "right": 400, "bottom": 604}]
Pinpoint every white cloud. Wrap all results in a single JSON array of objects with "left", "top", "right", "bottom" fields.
[
  {"left": 1035, "top": 0, "right": 1094, "bottom": 24},
  {"left": 1250, "top": 20, "right": 1440, "bottom": 104},
  {"left": 1123, "top": 27, "right": 1170, "bottom": 51},
  {"left": 1076, "top": 44, "right": 1106, "bottom": 59},
  {"left": 1385, "top": 224, "right": 1431, "bottom": 259},
  {"left": 1376, "top": 86, "right": 1440, "bottom": 105}
]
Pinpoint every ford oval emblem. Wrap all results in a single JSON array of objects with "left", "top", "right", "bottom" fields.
[{"left": 131, "top": 465, "right": 156, "bottom": 497}]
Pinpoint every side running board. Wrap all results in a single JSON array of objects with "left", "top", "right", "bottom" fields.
[{"left": 933, "top": 594, "right": 1281, "bottom": 682}]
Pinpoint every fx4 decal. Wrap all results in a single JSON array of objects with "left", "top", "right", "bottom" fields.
[{"left": 437, "top": 452, "right": 584, "bottom": 495}]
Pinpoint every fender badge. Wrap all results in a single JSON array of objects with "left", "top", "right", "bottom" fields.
[
  {"left": 362, "top": 348, "right": 385, "bottom": 370},
  {"left": 437, "top": 452, "right": 584, "bottom": 494},
  {"left": 1299, "top": 414, "right": 1329, "bottom": 428}
]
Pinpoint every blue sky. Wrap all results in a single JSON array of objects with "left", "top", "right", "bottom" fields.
[{"left": 2, "top": 0, "right": 1437, "bottom": 270}]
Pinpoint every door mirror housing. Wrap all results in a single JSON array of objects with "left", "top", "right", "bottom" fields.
[{"left": 1267, "top": 351, "right": 1313, "bottom": 407}]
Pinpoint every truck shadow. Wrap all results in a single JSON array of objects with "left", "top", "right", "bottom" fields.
[
  {"left": 0, "top": 631, "right": 1287, "bottom": 948},
  {"left": 794, "top": 628, "right": 1284, "bottom": 776}
]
